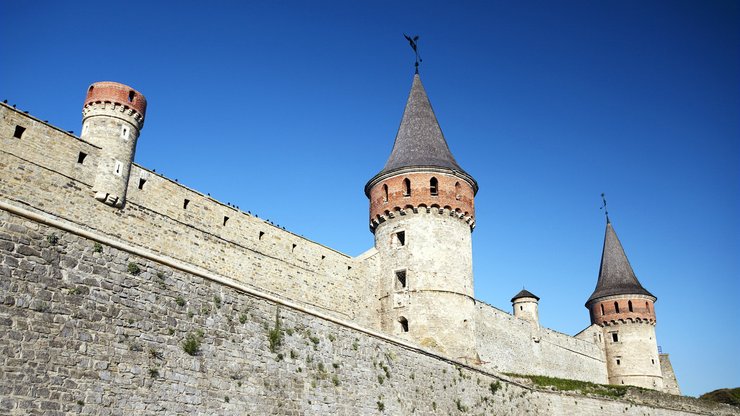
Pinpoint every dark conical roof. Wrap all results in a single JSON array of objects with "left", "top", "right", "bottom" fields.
[
  {"left": 366, "top": 74, "right": 476, "bottom": 194},
  {"left": 511, "top": 289, "right": 540, "bottom": 302},
  {"left": 586, "top": 220, "right": 655, "bottom": 305}
]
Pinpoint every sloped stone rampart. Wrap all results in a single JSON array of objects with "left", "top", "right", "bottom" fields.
[{"left": 1, "top": 208, "right": 737, "bottom": 415}]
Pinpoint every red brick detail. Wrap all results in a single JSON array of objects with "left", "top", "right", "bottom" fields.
[
  {"left": 84, "top": 82, "right": 147, "bottom": 116},
  {"left": 368, "top": 172, "right": 475, "bottom": 225},
  {"left": 589, "top": 298, "right": 656, "bottom": 326}
]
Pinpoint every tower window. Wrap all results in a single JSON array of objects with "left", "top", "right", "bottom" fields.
[
  {"left": 183, "top": 199, "right": 190, "bottom": 209},
  {"left": 13, "top": 125, "right": 26, "bottom": 139},
  {"left": 383, "top": 184, "right": 389, "bottom": 202},
  {"left": 600, "top": 304, "right": 605, "bottom": 316},
  {"left": 392, "top": 231, "right": 406, "bottom": 247},
  {"left": 77, "top": 152, "right": 87, "bottom": 164},
  {"left": 454, "top": 182, "right": 461, "bottom": 200},
  {"left": 614, "top": 301, "right": 620, "bottom": 314},
  {"left": 223, "top": 216, "right": 229, "bottom": 226},
  {"left": 628, "top": 300, "right": 633, "bottom": 312},
  {"left": 646, "top": 302, "right": 650, "bottom": 313},
  {"left": 520, "top": 306, "right": 523, "bottom": 311},
  {"left": 616, "top": 358, "right": 621, "bottom": 366},
  {"left": 89, "top": 86, "right": 94, "bottom": 93},
  {"left": 611, "top": 333, "right": 619, "bottom": 342},
  {"left": 395, "top": 270, "right": 407, "bottom": 290},
  {"left": 121, "top": 126, "right": 130, "bottom": 140},
  {"left": 113, "top": 160, "right": 123, "bottom": 176},
  {"left": 398, "top": 316, "right": 409, "bottom": 333},
  {"left": 128, "top": 90, "right": 135, "bottom": 102},
  {"left": 138, "top": 178, "right": 146, "bottom": 190},
  {"left": 259, "top": 231, "right": 265, "bottom": 240},
  {"left": 292, "top": 243, "right": 297, "bottom": 252},
  {"left": 430, "top": 177, "right": 438, "bottom": 196},
  {"left": 652, "top": 359, "right": 655, "bottom": 365},
  {"left": 403, "top": 178, "right": 411, "bottom": 196}
]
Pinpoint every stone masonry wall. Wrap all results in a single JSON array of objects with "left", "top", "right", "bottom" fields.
[
  {"left": 1, "top": 104, "right": 376, "bottom": 327},
  {"left": 475, "top": 302, "right": 610, "bottom": 384},
  {"left": 1, "top": 208, "right": 736, "bottom": 415}
]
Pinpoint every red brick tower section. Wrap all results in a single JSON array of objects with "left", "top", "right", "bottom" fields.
[
  {"left": 366, "top": 170, "right": 476, "bottom": 231},
  {"left": 81, "top": 82, "right": 147, "bottom": 208}
]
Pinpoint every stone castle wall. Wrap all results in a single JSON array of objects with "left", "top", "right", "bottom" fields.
[
  {"left": 1, "top": 208, "right": 735, "bottom": 415},
  {"left": 1, "top": 104, "right": 376, "bottom": 327},
  {"left": 475, "top": 302, "right": 610, "bottom": 384}
]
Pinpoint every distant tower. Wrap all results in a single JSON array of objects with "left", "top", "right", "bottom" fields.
[
  {"left": 585, "top": 218, "right": 663, "bottom": 390},
  {"left": 365, "top": 74, "right": 478, "bottom": 359},
  {"left": 81, "top": 82, "right": 147, "bottom": 207},
  {"left": 511, "top": 289, "right": 540, "bottom": 327}
]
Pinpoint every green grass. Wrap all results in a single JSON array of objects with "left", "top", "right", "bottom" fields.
[
  {"left": 505, "top": 373, "right": 628, "bottom": 399},
  {"left": 182, "top": 333, "right": 202, "bottom": 356},
  {"left": 700, "top": 387, "right": 740, "bottom": 407}
]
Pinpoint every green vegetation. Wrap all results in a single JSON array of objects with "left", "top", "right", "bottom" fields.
[
  {"left": 182, "top": 332, "right": 202, "bottom": 356},
  {"left": 127, "top": 262, "right": 141, "bottom": 275},
  {"left": 700, "top": 387, "right": 740, "bottom": 407},
  {"left": 224, "top": 396, "right": 230, "bottom": 403},
  {"left": 149, "top": 367, "right": 159, "bottom": 378},
  {"left": 47, "top": 234, "right": 59, "bottom": 245},
  {"left": 239, "top": 313, "right": 249, "bottom": 324},
  {"left": 92, "top": 242, "right": 103, "bottom": 253},
  {"left": 505, "top": 373, "right": 628, "bottom": 399},
  {"left": 328, "top": 333, "right": 336, "bottom": 342},
  {"left": 76, "top": 400, "right": 84, "bottom": 406},
  {"left": 213, "top": 295, "right": 222, "bottom": 308},
  {"left": 376, "top": 401, "right": 385, "bottom": 411},
  {"left": 490, "top": 381, "right": 501, "bottom": 395},
  {"left": 268, "top": 308, "right": 283, "bottom": 353},
  {"left": 175, "top": 296, "right": 186, "bottom": 307},
  {"left": 332, "top": 375, "right": 340, "bottom": 386},
  {"left": 455, "top": 398, "right": 468, "bottom": 412}
]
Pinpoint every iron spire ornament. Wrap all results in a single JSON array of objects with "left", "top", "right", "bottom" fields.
[
  {"left": 600, "top": 193, "right": 610, "bottom": 223},
  {"left": 403, "top": 34, "right": 422, "bottom": 74}
]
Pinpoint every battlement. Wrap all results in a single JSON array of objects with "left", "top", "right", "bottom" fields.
[{"left": 83, "top": 81, "right": 147, "bottom": 124}]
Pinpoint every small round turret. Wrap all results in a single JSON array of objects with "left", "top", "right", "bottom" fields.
[
  {"left": 511, "top": 289, "right": 540, "bottom": 326},
  {"left": 81, "top": 82, "right": 147, "bottom": 207}
]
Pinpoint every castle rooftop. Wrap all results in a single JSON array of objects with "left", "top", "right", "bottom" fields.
[
  {"left": 587, "top": 220, "right": 655, "bottom": 305},
  {"left": 365, "top": 74, "right": 477, "bottom": 194}
]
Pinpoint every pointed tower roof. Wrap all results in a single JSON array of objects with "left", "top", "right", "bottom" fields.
[
  {"left": 365, "top": 74, "right": 477, "bottom": 194},
  {"left": 511, "top": 289, "right": 540, "bottom": 302},
  {"left": 586, "top": 220, "right": 655, "bottom": 305}
]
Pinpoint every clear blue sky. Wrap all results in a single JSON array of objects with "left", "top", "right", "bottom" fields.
[{"left": 2, "top": 0, "right": 738, "bottom": 397}]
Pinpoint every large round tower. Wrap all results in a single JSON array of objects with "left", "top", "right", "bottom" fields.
[
  {"left": 81, "top": 82, "right": 147, "bottom": 208},
  {"left": 366, "top": 74, "right": 478, "bottom": 360},
  {"left": 586, "top": 219, "right": 663, "bottom": 390}
]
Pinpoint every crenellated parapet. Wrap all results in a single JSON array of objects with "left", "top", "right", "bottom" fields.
[
  {"left": 366, "top": 170, "right": 476, "bottom": 232},
  {"left": 83, "top": 81, "right": 147, "bottom": 128}
]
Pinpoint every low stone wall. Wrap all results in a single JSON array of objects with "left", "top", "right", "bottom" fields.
[{"left": 2, "top": 208, "right": 736, "bottom": 415}]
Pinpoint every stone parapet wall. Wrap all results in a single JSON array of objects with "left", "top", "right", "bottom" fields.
[
  {"left": 475, "top": 302, "right": 610, "bottom": 384},
  {"left": 1, "top": 209, "right": 734, "bottom": 415},
  {"left": 0, "top": 104, "right": 376, "bottom": 326}
]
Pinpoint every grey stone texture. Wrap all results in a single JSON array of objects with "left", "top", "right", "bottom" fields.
[{"left": 1, "top": 210, "right": 736, "bottom": 415}]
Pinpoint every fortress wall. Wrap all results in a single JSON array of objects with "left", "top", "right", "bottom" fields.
[
  {"left": 0, "top": 105, "right": 376, "bottom": 325},
  {"left": 0, "top": 209, "right": 731, "bottom": 416},
  {"left": 475, "top": 303, "right": 609, "bottom": 384}
]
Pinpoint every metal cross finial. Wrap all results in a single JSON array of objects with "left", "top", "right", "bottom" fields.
[
  {"left": 403, "top": 34, "right": 422, "bottom": 74},
  {"left": 600, "top": 193, "right": 610, "bottom": 223}
]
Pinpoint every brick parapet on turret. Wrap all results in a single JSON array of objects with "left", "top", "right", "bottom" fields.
[
  {"left": 587, "top": 294, "right": 656, "bottom": 326},
  {"left": 367, "top": 170, "right": 475, "bottom": 232}
]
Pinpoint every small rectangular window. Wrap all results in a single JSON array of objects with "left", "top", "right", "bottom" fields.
[
  {"left": 183, "top": 199, "right": 190, "bottom": 209},
  {"left": 114, "top": 160, "right": 123, "bottom": 176},
  {"left": 77, "top": 152, "right": 87, "bottom": 164},
  {"left": 138, "top": 178, "right": 146, "bottom": 190},
  {"left": 393, "top": 231, "right": 406, "bottom": 247},
  {"left": 13, "top": 125, "right": 26, "bottom": 139},
  {"left": 611, "top": 333, "right": 619, "bottom": 342},
  {"left": 616, "top": 358, "right": 621, "bottom": 365},
  {"left": 395, "top": 270, "right": 407, "bottom": 290},
  {"left": 121, "top": 126, "right": 130, "bottom": 140}
]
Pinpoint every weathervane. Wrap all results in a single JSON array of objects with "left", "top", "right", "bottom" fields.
[
  {"left": 600, "top": 193, "right": 610, "bottom": 223},
  {"left": 403, "top": 34, "right": 422, "bottom": 74}
]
